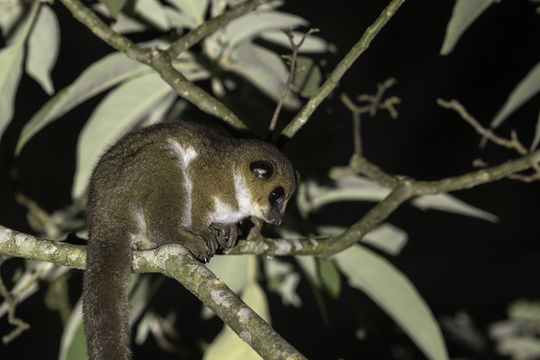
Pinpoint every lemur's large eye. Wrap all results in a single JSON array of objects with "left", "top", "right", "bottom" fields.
[
  {"left": 250, "top": 160, "right": 274, "bottom": 180},
  {"left": 269, "top": 186, "right": 284, "bottom": 205}
]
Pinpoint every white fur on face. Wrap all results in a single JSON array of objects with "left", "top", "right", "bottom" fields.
[{"left": 166, "top": 138, "right": 198, "bottom": 227}]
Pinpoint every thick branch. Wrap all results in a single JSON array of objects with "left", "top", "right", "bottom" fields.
[
  {"left": 2, "top": 150, "right": 539, "bottom": 262},
  {"left": 280, "top": 0, "right": 406, "bottom": 138},
  {"left": 0, "top": 226, "right": 305, "bottom": 360},
  {"left": 59, "top": 0, "right": 247, "bottom": 129}
]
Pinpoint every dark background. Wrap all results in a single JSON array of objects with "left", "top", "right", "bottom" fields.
[{"left": 1, "top": 0, "right": 540, "bottom": 359}]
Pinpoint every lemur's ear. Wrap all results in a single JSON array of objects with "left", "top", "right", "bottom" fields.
[{"left": 250, "top": 160, "right": 274, "bottom": 180}]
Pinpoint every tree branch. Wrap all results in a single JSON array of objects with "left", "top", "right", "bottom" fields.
[
  {"left": 0, "top": 226, "right": 306, "bottom": 360},
  {"left": 280, "top": 0, "right": 406, "bottom": 139},
  {"left": 58, "top": 0, "right": 250, "bottom": 130},
  {"left": 166, "top": 0, "right": 268, "bottom": 59},
  {"left": 269, "top": 28, "right": 319, "bottom": 133},
  {"left": 230, "top": 148, "right": 540, "bottom": 256}
]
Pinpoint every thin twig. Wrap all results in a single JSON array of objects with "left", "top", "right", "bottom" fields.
[
  {"left": 437, "top": 99, "right": 528, "bottom": 154},
  {"left": 280, "top": 0, "right": 406, "bottom": 139},
  {"left": 166, "top": 0, "right": 268, "bottom": 59},
  {"left": 340, "top": 78, "right": 399, "bottom": 158},
  {"left": 269, "top": 28, "right": 319, "bottom": 133},
  {"left": 59, "top": 0, "right": 249, "bottom": 129},
  {"left": 0, "top": 271, "right": 31, "bottom": 344},
  {"left": 437, "top": 98, "right": 540, "bottom": 179},
  {"left": 340, "top": 93, "right": 363, "bottom": 157}
]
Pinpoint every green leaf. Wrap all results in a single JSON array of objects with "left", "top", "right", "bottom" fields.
[
  {"left": 0, "top": 1, "right": 23, "bottom": 35},
  {"left": 264, "top": 258, "right": 302, "bottom": 307},
  {"left": 317, "top": 258, "right": 341, "bottom": 298},
  {"left": 204, "top": 10, "right": 308, "bottom": 60},
  {"left": 72, "top": 72, "right": 174, "bottom": 199},
  {"left": 294, "top": 56, "right": 322, "bottom": 98},
  {"left": 295, "top": 255, "right": 319, "bottom": 287},
  {"left": 440, "top": 0, "right": 494, "bottom": 55},
  {"left": 226, "top": 42, "right": 300, "bottom": 108},
  {"left": 100, "top": 0, "right": 128, "bottom": 19},
  {"left": 300, "top": 176, "right": 497, "bottom": 223},
  {"left": 204, "top": 256, "right": 269, "bottom": 360},
  {"left": 363, "top": 223, "right": 408, "bottom": 256},
  {"left": 129, "top": 274, "right": 164, "bottom": 324},
  {"left": 412, "top": 193, "right": 498, "bottom": 223},
  {"left": 490, "top": 62, "right": 540, "bottom": 130},
  {"left": 260, "top": 31, "right": 335, "bottom": 54},
  {"left": 317, "top": 224, "right": 408, "bottom": 256},
  {"left": 16, "top": 52, "right": 150, "bottom": 155},
  {"left": 531, "top": 110, "right": 540, "bottom": 151},
  {"left": 164, "top": 6, "right": 198, "bottom": 30},
  {"left": 167, "top": 0, "right": 209, "bottom": 24},
  {"left": 58, "top": 300, "right": 88, "bottom": 360},
  {"left": 334, "top": 245, "right": 448, "bottom": 360},
  {"left": 0, "top": 44, "right": 23, "bottom": 140},
  {"left": 133, "top": 0, "right": 170, "bottom": 31},
  {"left": 218, "top": 11, "right": 307, "bottom": 50},
  {"left": 26, "top": 5, "right": 60, "bottom": 95},
  {"left": 0, "top": 2, "right": 39, "bottom": 141}
]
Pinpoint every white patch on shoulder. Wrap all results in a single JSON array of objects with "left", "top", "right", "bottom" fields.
[
  {"left": 166, "top": 138, "right": 198, "bottom": 227},
  {"left": 209, "top": 170, "right": 253, "bottom": 224}
]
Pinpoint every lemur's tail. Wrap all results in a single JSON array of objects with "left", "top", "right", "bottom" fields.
[{"left": 83, "top": 223, "right": 132, "bottom": 360}]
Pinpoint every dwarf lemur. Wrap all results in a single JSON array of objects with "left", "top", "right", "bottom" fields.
[{"left": 82, "top": 121, "right": 298, "bottom": 360}]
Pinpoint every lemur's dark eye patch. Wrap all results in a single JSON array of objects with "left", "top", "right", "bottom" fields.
[
  {"left": 250, "top": 160, "right": 274, "bottom": 179},
  {"left": 269, "top": 186, "right": 284, "bottom": 205}
]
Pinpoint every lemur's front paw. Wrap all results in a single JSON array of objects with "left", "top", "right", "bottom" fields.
[
  {"left": 186, "top": 241, "right": 215, "bottom": 263},
  {"left": 209, "top": 223, "right": 238, "bottom": 249}
]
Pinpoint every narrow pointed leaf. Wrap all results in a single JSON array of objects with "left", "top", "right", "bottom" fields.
[
  {"left": 72, "top": 73, "right": 173, "bottom": 199},
  {"left": 0, "top": 44, "right": 24, "bottom": 140},
  {"left": 58, "top": 300, "right": 87, "bottom": 360},
  {"left": 317, "top": 258, "right": 341, "bottom": 298},
  {"left": 490, "top": 62, "right": 540, "bottom": 129},
  {"left": 260, "top": 31, "right": 335, "bottom": 54},
  {"left": 26, "top": 5, "right": 60, "bottom": 95},
  {"left": 363, "top": 223, "right": 408, "bottom": 256},
  {"left": 440, "top": 0, "right": 493, "bottom": 55},
  {"left": 0, "top": 2, "right": 39, "bottom": 141},
  {"left": 167, "top": 0, "right": 209, "bottom": 24},
  {"left": 531, "top": 110, "right": 540, "bottom": 151},
  {"left": 16, "top": 53, "right": 150, "bottom": 154},
  {"left": 294, "top": 56, "right": 322, "bottom": 98},
  {"left": 0, "top": 2, "right": 23, "bottom": 35},
  {"left": 301, "top": 177, "right": 497, "bottom": 222},
  {"left": 218, "top": 11, "right": 307, "bottom": 48},
  {"left": 226, "top": 42, "right": 299, "bottom": 108},
  {"left": 335, "top": 245, "right": 448, "bottom": 360},
  {"left": 413, "top": 193, "right": 498, "bottom": 223},
  {"left": 100, "top": 0, "right": 128, "bottom": 19},
  {"left": 134, "top": 0, "right": 169, "bottom": 31}
]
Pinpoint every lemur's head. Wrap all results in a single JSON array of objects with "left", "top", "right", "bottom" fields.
[{"left": 236, "top": 140, "right": 299, "bottom": 227}]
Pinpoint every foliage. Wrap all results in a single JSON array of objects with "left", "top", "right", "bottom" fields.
[{"left": 0, "top": 0, "right": 539, "bottom": 359}]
